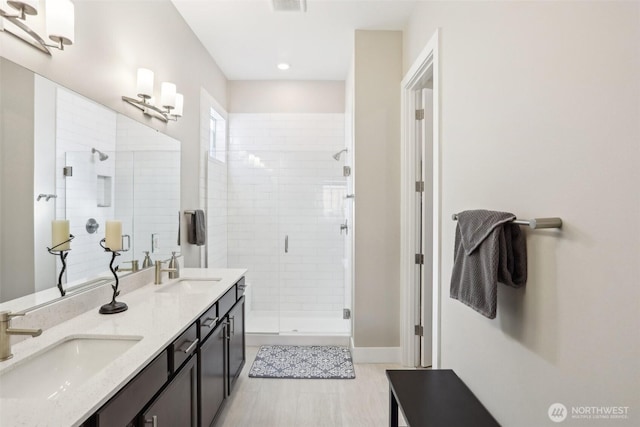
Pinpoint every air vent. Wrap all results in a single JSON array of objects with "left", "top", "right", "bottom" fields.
[{"left": 272, "top": 0, "right": 307, "bottom": 12}]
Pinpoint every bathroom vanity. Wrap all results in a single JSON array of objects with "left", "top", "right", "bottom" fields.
[{"left": 0, "top": 268, "right": 246, "bottom": 427}]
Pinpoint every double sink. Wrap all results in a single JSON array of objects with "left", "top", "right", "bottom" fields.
[
  {"left": 0, "top": 335, "right": 142, "bottom": 400},
  {"left": 0, "top": 277, "right": 222, "bottom": 401}
]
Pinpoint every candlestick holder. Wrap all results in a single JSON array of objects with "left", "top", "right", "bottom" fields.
[
  {"left": 47, "top": 234, "right": 75, "bottom": 297},
  {"left": 98, "top": 238, "right": 129, "bottom": 314}
]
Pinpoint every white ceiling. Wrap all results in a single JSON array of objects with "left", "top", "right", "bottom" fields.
[{"left": 171, "top": 0, "right": 417, "bottom": 81}]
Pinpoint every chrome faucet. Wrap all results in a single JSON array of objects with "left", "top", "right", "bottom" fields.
[
  {"left": 1, "top": 311, "right": 43, "bottom": 361},
  {"left": 154, "top": 260, "right": 177, "bottom": 285}
]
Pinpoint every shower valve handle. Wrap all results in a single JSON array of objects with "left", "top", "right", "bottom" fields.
[{"left": 340, "top": 220, "right": 349, "bottom": 235}]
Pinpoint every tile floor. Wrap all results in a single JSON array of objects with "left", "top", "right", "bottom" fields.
[{"left": 214, "top": 346, "right": 407, "bottom": 427}]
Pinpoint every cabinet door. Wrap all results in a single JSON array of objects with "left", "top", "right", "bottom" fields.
[
  {"left": 96, "top": 351, "right": 168, "bottom": 427},
  {"left": 200, "top": 321, "right": 227, "bottom": 427},
  {"left": 140, "top": 355, "right": 197, "bottom": 427},
  {"left": 227, "top": 297, "right": 245, "bottom": 394}
]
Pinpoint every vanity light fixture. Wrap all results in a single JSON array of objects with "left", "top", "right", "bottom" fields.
[
  {"left": 0, "top": 0, "right": 75, "bottom": 56},
  {"left": 277, "top": 62, "right": 291, "bottom": 70},
  {"left": 122, "top": 68, "right": 184, "bottom": 122}
]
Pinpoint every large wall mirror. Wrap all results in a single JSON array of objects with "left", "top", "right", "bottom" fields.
[{"left": 0, "top": 57, "right": 181, "bottom": 309}]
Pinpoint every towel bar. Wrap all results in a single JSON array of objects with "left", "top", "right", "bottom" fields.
[{"left": 451, "top": 214, "right": 562, "bottom": 229}]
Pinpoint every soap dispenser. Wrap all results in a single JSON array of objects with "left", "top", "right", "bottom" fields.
[
  {"left": 142, "top": 251, "right": 153, "bottom": 269},
  {"left": 168, "top": 252, "right": 180, "bottom": 279}
]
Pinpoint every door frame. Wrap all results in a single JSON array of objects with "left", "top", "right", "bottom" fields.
[{"left": 399, "top": 30, "right": 441, "bottom": 368}]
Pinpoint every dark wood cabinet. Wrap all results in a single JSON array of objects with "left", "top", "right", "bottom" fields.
[
  {"left": 140, "top": 355, "right": 198, "bottom": 427},
  {"left": 227, "top": 296, "right": 245, "bottom": 394},
  {"left": 200, "top": 321, "right": 227, "bottom": 427},
  {"left": 95, "top": 351, "right": 169, "bottom": 427},
  {"left": 88, "top": 277, "right": 246, "bottom": 427},
  {"left": 200, "top": 291, "right": 245, "bottom": 426},
  {"left": 170, "top": 323, "right": 198, "bottom": 374}
]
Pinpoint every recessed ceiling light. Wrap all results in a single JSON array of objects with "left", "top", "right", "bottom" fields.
[{"left": 277, "top": 63, "right": 291, "bottom": 71}]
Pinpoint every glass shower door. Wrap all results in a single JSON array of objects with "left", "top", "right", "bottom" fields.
[
  {"left": 277, "top": 150, "right": 349, "bottom": 335},
  {"left": 226, "top": 147, "right": 350, "bottom": 336},
  {"left": 64, "top": 151, "right": 117, "bottom": 283},
  {"left": 227, "top": 149, "right": 281, "bottom": 333}
]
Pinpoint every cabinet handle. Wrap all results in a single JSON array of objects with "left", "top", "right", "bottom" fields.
[
  {"left": 144, "top": 415, "right": 158, "bottom": 427},
  {"left": 285, "top": 235, "right": 288, "bottom": 253},
  {"left": 202, "top": 317, "right": 218, "bottom": 328},
  {"left": 178, "top": 338, "right": 199, "bottom": 354},
  {"left": 222, "top": 321, "right": 228, "bottom": 340},
  {"left": 229, "top": 315, "right": 235, "bottom": 340},
  {"left": 225, "top": 320, "right": 231, "bottom": 341},
  {"left": 238, "top": 283, "right": 247, "bottom": 290}
]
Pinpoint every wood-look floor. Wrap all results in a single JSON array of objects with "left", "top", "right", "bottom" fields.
[{"left": 214, "top": 346, "right": 405, "bottom": 427}]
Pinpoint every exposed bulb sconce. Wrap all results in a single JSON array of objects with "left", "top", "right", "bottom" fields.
[
  {"left": 0, "top": 0, "right": 75, "bottom": 55},
  {"left": 122, "top": 68, "right": 183, "bottom": 122}
]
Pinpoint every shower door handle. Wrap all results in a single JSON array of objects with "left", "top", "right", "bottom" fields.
[{"left": 285, "top": 235, "right": 288, "bottom": 253}]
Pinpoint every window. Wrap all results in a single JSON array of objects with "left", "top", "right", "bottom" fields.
[{"left": 209, "top": 107, "right": 226, "bottom": 162}]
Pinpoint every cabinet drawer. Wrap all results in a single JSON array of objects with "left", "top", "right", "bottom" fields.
[
  {"left": 170, "top": 323, "right": 198, "bottom": 373},
  {"left": 218, "top": 285, "right": 237, "bottom": 317},
  {"left": 96, "top": 350, "right": 168, "bottom": 427},
  {"left": 199, "top": 303, "right": 219, "bottom": 342}
]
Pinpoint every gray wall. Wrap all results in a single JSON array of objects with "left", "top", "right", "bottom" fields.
[
  {"left": 1, "top": 0, "right": 228, "bottom": 268},
  {"left": 228, "top": 80, "right": 345, "bottom": 113},
  {"left": 0, "top": 58, "right": 35, "bottom": 300},
  {"left": 404, "top": 2, "right": 640, "bottom": 425},
  {"left": 353, "top": 30, "right": 402, "bottom": 348}
]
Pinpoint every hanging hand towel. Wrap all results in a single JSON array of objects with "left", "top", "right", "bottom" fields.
[
  {"left": 450, "top": 210, "right": 527, "bottom": 319},
  {"left": 187, "top": 210, "right": 206, "bottom": 246}
]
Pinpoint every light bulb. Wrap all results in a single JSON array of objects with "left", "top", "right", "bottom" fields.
[
  {"left": 136, "top": 68, "right": 154, "bottom": 99},
  {"left": 160, "top": 82, "right": 176, "bottom": 109},
  {"left": 46, "top": 0, "right": 75, "bottom": 46},
  {"left": 173, "top": 94, "right": 184, "bottom": 117}
]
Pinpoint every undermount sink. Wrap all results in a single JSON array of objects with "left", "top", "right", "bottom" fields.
[
  {"left": 0, "top": 335, "right": 141, "bottom": 400},
  {"left": 155, "top": 278, "right": 222, "bottom": 294}
]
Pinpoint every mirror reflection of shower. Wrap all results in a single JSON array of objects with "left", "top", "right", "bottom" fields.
[
  {"left": 332, "top": 148, "right": 348, "bottom": 161},
  {"left": 91, "top": 147, "right": 109, "bottom": 161}
]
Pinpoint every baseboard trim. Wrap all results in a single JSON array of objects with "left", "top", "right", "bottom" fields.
[{"left": 351, "top": 345, "right": 402, "bottom": 364}]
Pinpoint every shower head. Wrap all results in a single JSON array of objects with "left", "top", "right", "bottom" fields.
[
  {"left": 91, "top": 148, "right": 109, "bottom": 161},
  {"left": 332, "top": 148, "right": 348, "bottom": 161}
]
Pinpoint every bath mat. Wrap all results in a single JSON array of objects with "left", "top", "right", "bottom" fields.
[{"left": 248, "top": 345, "right": 355, "bottom": 379}]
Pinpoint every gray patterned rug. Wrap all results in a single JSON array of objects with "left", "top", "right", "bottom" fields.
[{"left": 248, "top": 345, "right": 356, "bottom": 379}]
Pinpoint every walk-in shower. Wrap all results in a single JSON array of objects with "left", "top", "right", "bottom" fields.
[
  {"left": 209, "top": 113, "right": 351, "bottom": 343},
  {"left": 91, "top": 148, "right": 109, "bottom": 161}
]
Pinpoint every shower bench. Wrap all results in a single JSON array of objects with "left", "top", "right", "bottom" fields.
[{"left": 386, "top": 369, "right": 500, "bottom": 427}]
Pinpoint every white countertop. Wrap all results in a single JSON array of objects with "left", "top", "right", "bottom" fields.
[{"left": 0, "top": 268, "right": 246, "bottom": 427}]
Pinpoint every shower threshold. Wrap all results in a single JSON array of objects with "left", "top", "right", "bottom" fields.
[{"left": 246, "top": 310, "right": 351, "bottom": 346}]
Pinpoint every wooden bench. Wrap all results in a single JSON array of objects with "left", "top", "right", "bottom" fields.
[{"left": 386, "top": 369, "right": 500, "bottom": 427}]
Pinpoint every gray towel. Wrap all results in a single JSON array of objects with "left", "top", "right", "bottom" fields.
[
  {"left": 187, "top": 210, "right": 206, "bottom": 246},
  {"left": 450, "top": 210, "right": 527, "bottom": 319}
]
